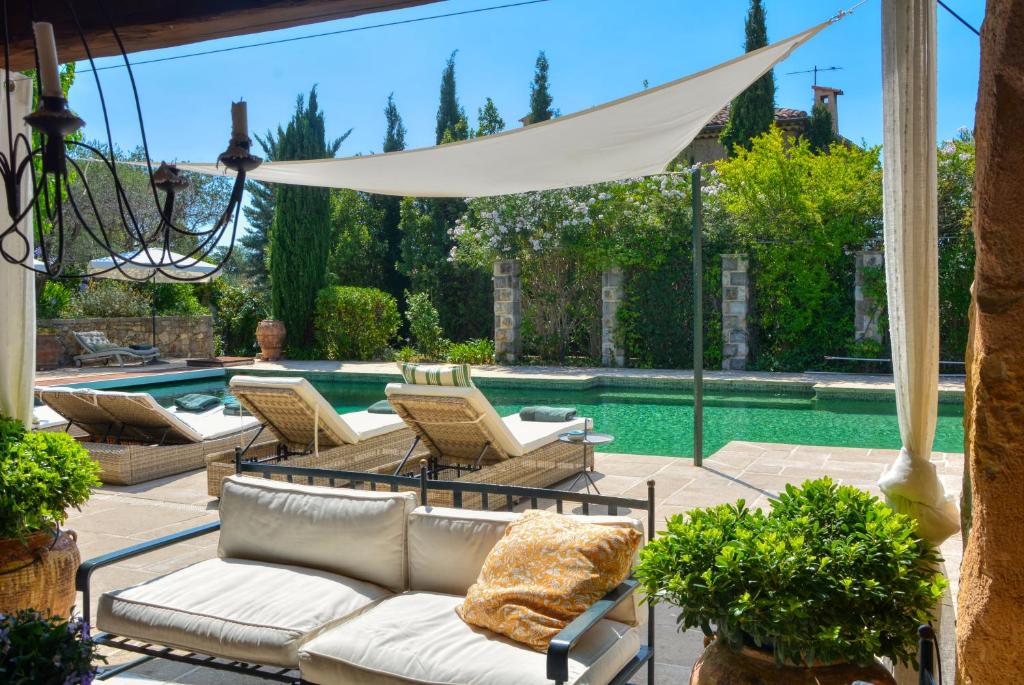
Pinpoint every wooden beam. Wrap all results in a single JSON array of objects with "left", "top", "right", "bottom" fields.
[{"left": 2, "top": 0, "right": 442, "bottom": 72}]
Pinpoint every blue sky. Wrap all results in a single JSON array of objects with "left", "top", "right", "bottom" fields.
[{"left": 68, "top": 0, "right": 984, "bottom": 163}]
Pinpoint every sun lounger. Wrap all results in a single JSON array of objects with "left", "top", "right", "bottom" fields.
[
  {"left": 206, "top": 375, "right": 425, "bottom": 496},
  {"left": 37, "top": 387, "right": 269, "bottom": 485},
  {"left": 72, "top": 330, "right": 160, "bottom": 367},
  {"left": 384, "top": 382, "right": 594, "bottom": 505}
]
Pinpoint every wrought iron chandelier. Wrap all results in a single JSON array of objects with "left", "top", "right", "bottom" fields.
[{"left": 0, "top": 1, "right": 261, "bottom": 281}]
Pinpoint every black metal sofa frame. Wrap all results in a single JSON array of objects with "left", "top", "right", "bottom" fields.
[{"left": 79, "top": 454, "right": 657, "bottom": 685}]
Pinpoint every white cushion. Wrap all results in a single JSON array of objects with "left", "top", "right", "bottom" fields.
[
  {"left": 218, "top": 476, "right": 416, "bottom": 592},
  {"left": 407, "top": 506, "right": 642, "bottom": 625},
  {"left": 298, "top": 592, "right": 641, "bottom": 685},
  {"left": 98, "top": 558, "right": 392, "bottom": 668},
  {"left": 229, "top": 375, "right": 405, "bottom": 445},
  {"left": 385, "top": 383, "right": 589, "bottom": 457}
]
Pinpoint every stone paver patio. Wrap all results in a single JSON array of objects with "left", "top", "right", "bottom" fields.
[{"left": 73, "top": 441, "right": 963, "bottom": 684}]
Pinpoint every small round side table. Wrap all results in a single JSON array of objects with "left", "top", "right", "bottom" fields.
[{"left": 558, "top": 432, "right": 613, "bottom": 494}]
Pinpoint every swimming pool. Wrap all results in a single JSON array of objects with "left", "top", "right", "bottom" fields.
[{"left": 105, "top": 374, "right": 965, "bottom": 458}]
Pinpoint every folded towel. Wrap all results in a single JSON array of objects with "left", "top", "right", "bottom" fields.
[
  {"left": 129, "top": 344, "right": 155, "bottom": 351},
  {"left": 174, "top": 393, "right": 221, "bottom": 412},
  {"left": 519, "top": 406, "right": 577, "bottom": 422},
  {"left": 223, "top": 400, "right": 251, "bottom": 417},
  {"left": 368, "top": 399, "right": 396, "bottom": 415}
]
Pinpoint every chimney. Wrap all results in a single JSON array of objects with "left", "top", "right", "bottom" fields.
[{"left": 812, "top": 85, "right": 843, "bottom": 134}]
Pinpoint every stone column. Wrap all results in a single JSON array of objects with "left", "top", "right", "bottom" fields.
[
  {"left": 720, "top": 254, "right": 750, "bottom": 370},
  {"left": 854, "top": 250, "right": 884, "bottom": 343},
  {"left": 492, "top": 259, "right": 521, "bottom": 363},
  {"left": 601, "top": 267, "right": 625, "bottom": 367},
  {"left": 957, "top": 2, "right": 1024, "bottom": 682}
]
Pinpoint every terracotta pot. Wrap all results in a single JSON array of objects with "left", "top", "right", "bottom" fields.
[
  {"left": 0, "top": 529, "right": 81, "bottom": 618},
  {"left": 36, "top": 332, "right": 64, "bottom": 370},
  {"left": 691, "top": 639, "right": 896, "bottom": 685},
  {"left": 255, "top": 319, "right": 286, "bottom": 361}
]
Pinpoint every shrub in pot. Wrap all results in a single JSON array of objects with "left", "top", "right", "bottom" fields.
[
  {"left": 0, "top": 416, "right": 100, "bottom": 617},
  {"left": 636, "top": 478, "right": 946, "bottom": 684},
  {"left": 0, "top": 610, "right": 105, "bottom": 684}
]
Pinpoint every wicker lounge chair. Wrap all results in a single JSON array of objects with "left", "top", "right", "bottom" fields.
[
  {"left": 205, "top": 375, "right": 425, "bottom": 497},
  {"left": 73, "top": 330, "right": 160, "bottom": 367},
  {"left": 37, "top": 387, "right": 270, "bottom": 486},
  {"left": 383, "top": 382, "right": 593, "bottom": 507}
]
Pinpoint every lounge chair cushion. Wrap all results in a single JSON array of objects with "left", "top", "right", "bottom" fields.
[
  {"left": 98, "top": 558, "right": 392, "bottom": 668},
  {"left": 74, "top": 330, "right": 115, "bottom": 351},
  {"left": 92, "top": 390, "right": 257, "bottom": 443},
  {"left": 407, "top": 506, "right": 642, "bottom": 626},
  {"left": 397, "top": 362, "right": 473, "bottom": 387},
  {"left": 218, "top": 476, "right": 417, "bottom": 591},
  {"left": 298, "top": 591, "right": 641, "bottom": 685},
  {"left": 367, "top": 399, "right": 395, "bottom": 414},
  {"left": 228, "top": 375, "right": 406, "bottom": 447},
  {"left": 385, "top": 384, "right": 589, "bottom": 459},
  {"left": 456, "top": 510, "right": 642, "bottom": 651}
]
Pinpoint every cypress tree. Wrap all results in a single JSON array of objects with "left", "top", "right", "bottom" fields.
[
  {"left": 719, "top": 0, "right": 776, "bottom": 155},
  {"left": 476, "top": 97, "right": 506, "bottom": 136},
  {"left": 435, "top": 51, "right": 467, "bottom": 144},
  {"left": 376, "top": 93, "right": 409, "bottom": 306},
  {"left": 525, "top": 51, "right": 554, "bottom": 125},
  {"left": 269, "top": 87, "right": 348, "bottom": 351},
  {"left": 239, "top": 131, "right": 282, "bottom": 287},
  {"left": 805, "top": 103, "right": 836, "bottom": 153}
]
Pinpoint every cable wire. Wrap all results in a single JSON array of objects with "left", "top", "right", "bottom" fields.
[
  {"left": 937, "top": 0, "right": 980, "bottom": 36},
  {"left": 77, "top": 0, "right": 554, "bottom": 73}
]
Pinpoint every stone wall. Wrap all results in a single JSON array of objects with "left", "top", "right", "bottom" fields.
[
  {"left": 38, "top": 315, "right": 214, "bottom": 365},
  {"left": 492, "top": 260, "right": 522, "bottom": 363},
  {"left": 720, "top": 254, "right": 750, "bottom": 370},
  {"left": 601, "top": 267, "right": 625, "bottom": 367},
  {"left": 854, "top": 250, "right": 884, "bottom": 343}
]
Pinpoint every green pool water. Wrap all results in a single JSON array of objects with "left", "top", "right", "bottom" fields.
[{"left": 114, "top": 376, "right": 965, "bottom": 458}]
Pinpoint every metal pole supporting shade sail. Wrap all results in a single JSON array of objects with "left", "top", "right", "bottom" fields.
[{"left": 86, "top": 250, "right": 220, "bottom": 347}]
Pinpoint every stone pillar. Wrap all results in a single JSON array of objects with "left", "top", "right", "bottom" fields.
[
  {"left": 957, "top": 2, "right": 1024, "bottom": 682},
  {"left": 720, "top": 254, "right": 750, "bottom": 370},
  {"left": 601, "top": 267, "right": 625, "bottom": 367},
  {"left": 854, "top": 250, "right": 884, "bottom": 343},
  {"left": 492, "top": 259, "right": 521, "bottom": 363}
]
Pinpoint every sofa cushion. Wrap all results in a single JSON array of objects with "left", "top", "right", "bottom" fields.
[
  {"left": 218, "top": 476, "right": 417, "bottom": 591},
  {"left": 298, "top": 592, "right": 640, "bottom": 685},
  {"left": 98, "top": 558, "right": 392, "bottom": 668},
  {"left": 455, "top": 510, "right": 642, "bottom": 651},
  {"left": 407, "top": 506, "right": 643, "bottom": 625}
]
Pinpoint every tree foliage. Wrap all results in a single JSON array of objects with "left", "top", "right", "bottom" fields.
[
  {"left": 805, "top": 103, "right": 837, "bottom": 153},
  {"left": 239, "top": 130, "right": 283, "bottom": 287},
  {"left": 435, "top": 51, "right": 467, "bottom": 144},
  {"left": 372, "top": 94, "right": 410, "bottom": 307},
  {"left": 269, "top": 87, "right": 349, "bottom": 352},
  {"left": 476, "top": 97, "right": 506, "bottom": 136},
  {"left": 525, "top": 51, "right": 554, "bottom": 125},
  {"left": 712, "top": 127, "right": 882, "bottom": 369},
  {"left": 936, "top": 130, "right": 975, "bottom": 362},
  {"left": 719, "top": 0, "right": 776, "bottom": 155}
]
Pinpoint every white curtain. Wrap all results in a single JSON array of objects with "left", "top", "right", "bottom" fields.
[
  {"left": 0, "top": 72, "right": 36, "bottom": 425},
  {"left": 877, "top": 0, "right": 959, "bottom": 544},
  {"left": 177, "top": 21, "right": 834, "bottom": 197}
]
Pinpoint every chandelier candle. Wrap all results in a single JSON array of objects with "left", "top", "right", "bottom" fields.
[
  {"left": 32, "top": 22, "right": 61, "bottom": 97},
  {"left": 231, "top": 101, "right": 248, "bottom": 142}
]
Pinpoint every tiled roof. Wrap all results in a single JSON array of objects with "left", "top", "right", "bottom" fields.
[{"left": 703, "top": 105, "right": 808, "bottom": 128}]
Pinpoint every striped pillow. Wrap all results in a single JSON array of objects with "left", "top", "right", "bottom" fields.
[{"left": 398, "top": 362, "right": 473, "bottom": 387}]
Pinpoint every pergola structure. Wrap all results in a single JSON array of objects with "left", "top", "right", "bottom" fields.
[{"left": 0, "top": 0, "right": 1021, "bottom": 680}]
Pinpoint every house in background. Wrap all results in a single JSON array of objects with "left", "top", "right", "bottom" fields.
[{"left": 681, "top": 84, "right": 844, "bottom": 163}]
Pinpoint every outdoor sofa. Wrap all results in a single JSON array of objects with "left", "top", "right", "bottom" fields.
[
  {"left": 205, "top": 375, "right": 426, "bottom": 496},
  {"left": 80, "top": 469, "right": 656, "bottom": 685},
  {"left": 72, "top": 330, "right": 160, "bottom": 367},
  {"left": 37, "top": 386, "right": 272, "bottom": 485}
]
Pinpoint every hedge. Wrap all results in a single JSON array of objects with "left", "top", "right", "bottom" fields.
[{"left": 314, "top": 286, "right": 400, "bottom": 361}]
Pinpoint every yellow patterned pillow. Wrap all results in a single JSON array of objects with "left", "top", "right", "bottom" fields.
[{"left": 456, "top": 509, "right": 642, "bottom": 651}]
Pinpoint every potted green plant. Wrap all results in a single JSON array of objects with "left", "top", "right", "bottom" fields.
[
  {"left": 0, "top": 415, "right": 100, "bottom": 617},
  {"left": 636, "top": 478, "right": 946, "bottom": 685},
  {"left": 0, "top": 610, "right": 105, "bottom": 684}
]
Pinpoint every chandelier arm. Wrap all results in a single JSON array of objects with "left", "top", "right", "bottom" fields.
[{"left": 160, "top": 172, "right": 246, "bottom": 239}]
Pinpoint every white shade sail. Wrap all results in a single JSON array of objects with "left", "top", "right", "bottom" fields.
[
  {"left": 175, "top": 19, "right": 836, "bottom": 198},
  {"left": 877, "top": 0, "right": 959, "bottom": 544},
  {"left": 87, "top": 250, "right": 221, "bottom": 283}
]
